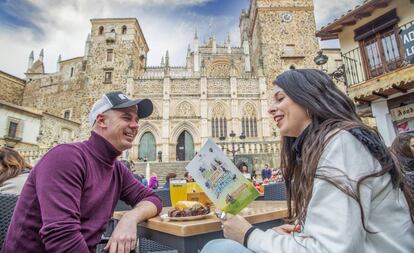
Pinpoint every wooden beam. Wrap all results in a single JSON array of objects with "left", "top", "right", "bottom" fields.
[
  {"left": 354, "top": 97, "right": 371, "bottom": 104},
  {"left": 372, "top": 91, "right": 388, "bottom": 99},
  {"left": 354, "top": 12, "right": 372, "bottom": 19},
  {"left": 392, "top": 84, "right": 407, "bottom": 93},
  {"left": 372, "top": 2, "right": 388, "bottom": 8},
  {"left": 341, "top": 20, "right": 357, "bottom": 26},
  {"left": 330, "top": 28, "right": 343, "bottom": 33}
]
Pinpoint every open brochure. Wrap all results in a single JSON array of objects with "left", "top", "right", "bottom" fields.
[{"left": 185, "top": 138, "right": 259, "bottom": 214}]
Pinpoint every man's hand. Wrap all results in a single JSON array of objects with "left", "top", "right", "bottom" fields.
[
  {"left": 104, "top": 213, "right": 137, "bottom": 253},
  {"left": 221, "top": 214, "right": 252, "bottom": 245},
  {"left": 104, "top": 200, "right": 158, "bottom": 253}
]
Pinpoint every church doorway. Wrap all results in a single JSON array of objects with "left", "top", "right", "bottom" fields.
[
  {"left": 176, "top": 131, "right": 194, "bottom": 161},
  {"left": 138, "top": 132, "right": 156, "bottom": 161}
]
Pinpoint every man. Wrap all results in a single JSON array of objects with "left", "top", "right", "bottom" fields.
[
  {"left": 261, "top": 164, "right": 271, "bottom": 181},
  {"left": 2, "top": 91, "right": 162, "bottom": 253}
]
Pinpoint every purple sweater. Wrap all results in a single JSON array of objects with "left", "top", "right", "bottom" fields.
[{"left": 2, "top": 132, "right": 162, "bottom": 253}]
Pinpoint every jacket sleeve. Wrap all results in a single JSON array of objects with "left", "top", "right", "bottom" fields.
[
  {"left": 35, "top": 145, "right": 89, "bottom": 253},
  {"left": 248, "top": 131, "right": 377, "bottom": 253},
  {"left": 119, "top": 165, "right": 162, "bottom": 215}
]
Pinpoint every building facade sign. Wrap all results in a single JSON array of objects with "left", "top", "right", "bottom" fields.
[
  {"left": 390, "top": 103, "right": 414, "bottom": 121},
  {"left": 401, "top": 25, "right": 414, "bottom": 63}
]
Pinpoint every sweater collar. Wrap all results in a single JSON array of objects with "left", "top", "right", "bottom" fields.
[{"left": 86, "top": 131, "right": 122, "bottom": 164}]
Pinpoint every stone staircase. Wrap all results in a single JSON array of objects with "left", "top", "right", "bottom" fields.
[{"left": 132, "top": 161, "right": 190, "bottom": 185}]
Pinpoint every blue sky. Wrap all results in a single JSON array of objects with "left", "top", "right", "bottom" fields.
[{"left": 0, "top": 0, "right": 363, "bottom": 78}]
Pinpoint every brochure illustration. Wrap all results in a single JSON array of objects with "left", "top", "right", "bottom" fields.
[{"left": 185, "top": 138, "right": 259, "bottom": 214}]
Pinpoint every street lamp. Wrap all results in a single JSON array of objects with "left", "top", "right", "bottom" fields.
[
  {"left": 313, "top": 50, "right": 347, "bottom": 85},
  {"left": 219, "top": 130, "right": 246, "bottom": 164}
]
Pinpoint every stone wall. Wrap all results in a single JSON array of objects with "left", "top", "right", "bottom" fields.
[
  {"left": 0, "top": 71, "right": 25, "bottom": 105},
  {"left": 37, "top": 113, "right": 80, "bottom": 148}
]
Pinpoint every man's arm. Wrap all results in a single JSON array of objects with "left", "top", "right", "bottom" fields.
[
  {"left": 35, "top": 145, "right": 89, "bottom": 253},
  {"left": 104, "top": 164, "right": 162, "bottom": 253},
  {"left": 104, "top": 200, "right": 158, "bottom": 253}
]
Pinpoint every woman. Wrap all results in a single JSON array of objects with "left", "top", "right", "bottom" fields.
[
  {"left": 391, "top": 133, "right": 414, "bottom": 171},
  {"left": 148, "top": 173, "right": 159, "bottom": 190},
  {"left": 163, "top": 172, "right": 177, "bottom": 189},
  {"left": 0, "top": 147, "right": 32, "bottom": 194},
  {"left": 202, "top": 69, "right": 414, "bottom": 252}
]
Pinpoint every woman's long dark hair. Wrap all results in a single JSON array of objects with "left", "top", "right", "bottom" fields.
[
  {"left": 391, "top": 133, "right": 414, "bottom": 160},
  {"left": 0, "top": 147, "right": 32, "bottom": 185},
  {"left": 274, "top": 69, "right": 414, "bottom": 231}
]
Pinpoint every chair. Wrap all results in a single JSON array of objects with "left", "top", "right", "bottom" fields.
[
  {"left": 154, "top": 189, "right": 171, "bottom": 207},
  {"left": 0, "top": 193, "right": 19, "bottom": 250},
  {"left": 264, "top": 182, "right": 287, "bottom": 201},
  {"left": 139, "top": 238, "right": 177, "bottom": 253}
]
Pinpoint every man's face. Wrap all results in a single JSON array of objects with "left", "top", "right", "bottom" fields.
[{"left": 99, "top": 106, "right": 139, "bottom": 151}]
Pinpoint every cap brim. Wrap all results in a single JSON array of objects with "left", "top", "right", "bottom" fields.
[{"left": 112, "top": 98, "right": 153, "bottom": 119}]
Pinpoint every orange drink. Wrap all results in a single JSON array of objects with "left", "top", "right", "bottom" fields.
[{"left": 170, "top": 179, "right": 187, "bottom": 206}]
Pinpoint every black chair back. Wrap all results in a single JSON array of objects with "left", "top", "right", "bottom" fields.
[
  {"left": 264, "top": 182, "right": 287, "bottom": 201},
  {"left": 0, "top": 193, "right": 19, "bottom": 250},
  {"left": 154, "top": 189, "right": 171, "bottom": 207}
]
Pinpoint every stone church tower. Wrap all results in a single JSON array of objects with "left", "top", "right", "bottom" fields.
[
  {"left": 77, "top": 18, "right": 149, "bottom": 139},
  {"left": 241, "top": 0, "right": 319, "bottom": 88}
]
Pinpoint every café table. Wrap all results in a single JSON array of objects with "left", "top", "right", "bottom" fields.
[{"left": 113, "top": 201, "right": 287, "bottom": 253}]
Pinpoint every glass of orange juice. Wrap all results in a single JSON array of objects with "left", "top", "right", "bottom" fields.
[{"left": 170, "top": 179, "right": 187, "bottom": 207}]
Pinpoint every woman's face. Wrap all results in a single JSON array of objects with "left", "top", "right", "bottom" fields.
[
  {"left": 410, "top": 138, "right": 414, "bottom": 157},
  {"left": 268, "top": 85, "right": 311, "bottom": 137}
]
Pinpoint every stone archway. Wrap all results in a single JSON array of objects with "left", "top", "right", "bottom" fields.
[{"left": 176, "top": 130, "right": 194, "bottom": 161}]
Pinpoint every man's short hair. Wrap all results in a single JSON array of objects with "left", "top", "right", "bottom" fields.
[{"left": 89, "top": 91, "right": 153, "bottom": 127}]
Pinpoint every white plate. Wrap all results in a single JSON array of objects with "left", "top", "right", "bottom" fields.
[{"left": 161, "top": 212, "right": 213, "bottom": 221}]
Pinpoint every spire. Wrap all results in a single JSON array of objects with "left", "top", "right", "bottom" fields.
[
  {"left": 56, "top": 54, "right": 62, "bottom": 72},
  {"left": 165, "top": 50, "right": 169, "bottom": 67},
  {"left": 161, "top": 56, "right": 165, "bottom": 67},
  {"left": 227, "top": 33, "right": 231, "bottom": 54},
  {"left": 212, "top": 35, "right": 217, "bottom": 54},
  {"left": 39, "top": 49, "right": 44, "bottom": 62},
  {"left": 187, "top": 44, "right": 191, "bottom": 57},
  {"left": 28, "top": 50, "right": 34, "bottom": 69},
  {"left": 194, "top": 29, "right": 198, "bottom": 39}
]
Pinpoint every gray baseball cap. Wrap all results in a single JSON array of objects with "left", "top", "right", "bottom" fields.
[{"left": 89, "top": 91, "right": 153, "bottom": 127}]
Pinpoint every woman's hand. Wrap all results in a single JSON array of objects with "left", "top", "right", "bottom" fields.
[
  {"left": 272, "top": 224, "right": 301, "bottom": 235},
  {"left": 221, "top": 214, "right": 252, "bottom": 244}
]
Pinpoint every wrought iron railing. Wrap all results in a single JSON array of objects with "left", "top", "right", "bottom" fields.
[{"left": 342, "top": 20, "right": 414, "bottom": 87}]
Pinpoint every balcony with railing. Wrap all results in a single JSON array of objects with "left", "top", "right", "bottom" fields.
[{"left": 343, "top": 20, "right": 414, "bottom": 101}]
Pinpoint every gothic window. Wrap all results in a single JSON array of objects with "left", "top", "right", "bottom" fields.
[
  {"left": 241, "top": 104, "right": 258, "bottom": 138},
  {"left": 104, "top": 71, "right": 112, "bottom": 83},
  {"left": 122, "top": 25, "right": 127, "bottom": 34},
  {"left": 211, "top": 103, "right": 228, "bottom": 138},
  {"left": 70, "top": 67, "right": 74, "bottom": 77},
  {"left": 212, "top": 117, "right": 227, "bottom": 138},
  {"left": 98, "top": 26, "right": 104, "bottom": 35},
  {"left": 107, "top": 49, "right": 114, "bottom": 62},
  {"left": 63, "top": 110, "right": 71, "bottom": 119}
]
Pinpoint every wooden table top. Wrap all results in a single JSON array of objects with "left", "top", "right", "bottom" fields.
[{"left": 113, "top": 201, "right": 288, "bottom": 237}]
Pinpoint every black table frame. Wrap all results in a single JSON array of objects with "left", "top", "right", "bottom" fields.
[{"left": 137, "top": 219, "right": 283, "bottom": 253}]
